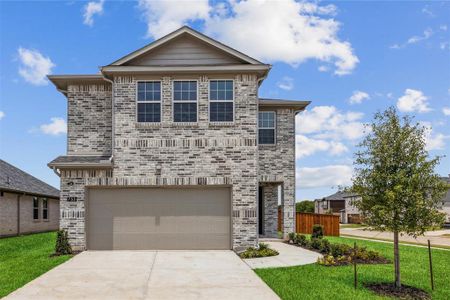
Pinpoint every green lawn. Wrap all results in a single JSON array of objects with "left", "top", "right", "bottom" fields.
[
  {"left": 0, "top": 232, "right": 72, "bottom": 298},
  {"left": 255, "top": 236, "right": 450, "bottom": 300}
]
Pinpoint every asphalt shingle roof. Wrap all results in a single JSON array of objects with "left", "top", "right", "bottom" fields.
[
  {"left": 48, "top": 155, "right": 112, "bottom": 168},
  {"left": 0, "top": 159, "right": 59, "bottom": 198}
]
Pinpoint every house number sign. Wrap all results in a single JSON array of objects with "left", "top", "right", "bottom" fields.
[{"left": 67, "top": 196, "right": 78, "bottom": 202}]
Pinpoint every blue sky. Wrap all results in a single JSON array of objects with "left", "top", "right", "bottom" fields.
[{"left": 0, "top": 1, "right": 449, "bottom": 200}]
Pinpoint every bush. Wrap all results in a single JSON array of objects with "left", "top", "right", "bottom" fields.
[
  {"left": 294, "top": 234, "right": 307, "bottom": 246},
  {"left": 259, "top": 243, "right": 269, "bottom": 250},
  {"left": 312, "top": 224, "right": 324, "bottom": 239},
  {"left": 54, "top": 230, "right": 72, "bottom": 255},
  {"left": 319, "top": 238, "right": 331, "bottom": 254},
  {"left": 330, "top": 243, "right": 351, "bottom": 257},
  {"left": 310, "top": 238, "right": 322, "bottom": 250},
  {"left": 239, "top": 244, "right": 279, "bottom": 259},
  {"left": 288, "top": 232, "right": 296, "bottom": 242}
]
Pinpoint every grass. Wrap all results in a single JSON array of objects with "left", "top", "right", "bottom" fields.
[
  {"left": 255, "top": 236, "right": 450, "bottom": 300},
  {"left": 0, "top": 232, "right": 72, "bottom": 298},
  {"left": 340, "top": 224, "right": 367, "bottom": 229}
]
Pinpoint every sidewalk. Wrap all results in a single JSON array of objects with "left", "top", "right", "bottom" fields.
[
  {"left": 243, "top": 241, "right": 321, "bottom": 269},
  {"left": 340, "top": 228, "right": 450, "bottom": 248}
]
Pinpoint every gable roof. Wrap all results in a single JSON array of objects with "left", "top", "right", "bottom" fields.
[
  {"left": 316, "top": 191, "right": 351, "bottom": 202},
  {"left": 0, "top": 159, "right": 59, "bottom": 198},
  {"left": 109, "top": 26, "right": 264, "bottom": 66}
]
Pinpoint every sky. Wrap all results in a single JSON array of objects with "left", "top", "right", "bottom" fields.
[{"left": 0, "top": 0, "right": 449, "bottom": 201}]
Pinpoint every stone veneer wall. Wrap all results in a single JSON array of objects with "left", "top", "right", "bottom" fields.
[
  {"left": 67, "top": 85, "right": 112, "bottom": 155},
  {"left": 258, "top": 108, "right": 296, "bottom": 236},
  {"left": 260, "top": 183, "right": 279, "bottom": 238},
  {"left": 60, "top": 74, "right": 260, "bottom": 251}
]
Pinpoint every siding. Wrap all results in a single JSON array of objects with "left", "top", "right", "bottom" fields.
[
  {"left": 0, "top": 192, "right": 59, "bottom": 237},
  {"left": 126, "top": 35, "right": 245, "bottom": 66}
]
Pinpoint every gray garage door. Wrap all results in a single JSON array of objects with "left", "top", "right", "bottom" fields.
[{"left": 87, "top": 187, "right": 231, "bottom": 250}]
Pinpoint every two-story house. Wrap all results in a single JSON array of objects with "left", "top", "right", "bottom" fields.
[{"left": 48, "top": 26, "right": 309, "bottom": 251}]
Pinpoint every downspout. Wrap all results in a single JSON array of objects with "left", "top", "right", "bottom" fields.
[{"left": 102, "top": 75, "right": 114, "bottom": 161}]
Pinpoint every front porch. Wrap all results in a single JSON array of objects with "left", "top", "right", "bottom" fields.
[{"left": 258, "top": 182, "right": 295, "bottom": 239}]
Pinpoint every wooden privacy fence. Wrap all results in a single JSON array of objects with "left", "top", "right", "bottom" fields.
[{"left": 278, "top": 210, "right": 340, "bottom": 236}]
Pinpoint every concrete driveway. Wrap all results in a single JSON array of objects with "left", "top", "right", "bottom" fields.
[{"left": 6, "top": 250, "right": 279, "bottom": 300}]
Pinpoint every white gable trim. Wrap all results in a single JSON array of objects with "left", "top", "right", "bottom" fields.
[{"left": 109, "top": 26, "right": 263, "bottom": 66}]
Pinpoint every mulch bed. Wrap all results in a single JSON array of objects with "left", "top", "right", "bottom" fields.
[{"left": 364, "top": 283, "right": 430, "bottom": 300}]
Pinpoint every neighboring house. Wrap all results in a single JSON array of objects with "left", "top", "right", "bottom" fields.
[
  {"left": 341, "top": 194, "right": 362, "bottom": 224},
  {"left": 47, "top": 26, "right": 310, "bottom": 251},
  {"left": 0, "top": 159, "right": 60, "bottom": 237},
  {"left": 314, "top": 191, "right": 349, "bottom": 218},
  {"left": 440, "top": 175, "right": 450, "bottom": 225}
]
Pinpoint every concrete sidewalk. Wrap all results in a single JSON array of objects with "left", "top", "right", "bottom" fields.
[
  {"left": 243, "top": 241, "right": 321, "bottom": 269},
  {"left": 6, "top": 251, "right": 279, "bottom": 300},
  {"left": 340, "top": 228, "right": 450, "bottom": 248}
]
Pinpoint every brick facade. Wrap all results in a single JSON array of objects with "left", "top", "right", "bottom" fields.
[{"left": 0, "top": 192, "right": 59, "bottom": 237}]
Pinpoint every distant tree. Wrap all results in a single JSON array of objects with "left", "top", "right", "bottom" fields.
[
  {"left": 352, "top": 107, "right": 447, "bottom": 288},
  {"left": 296, "top": 200, "right": 315, "bottom": 213}
]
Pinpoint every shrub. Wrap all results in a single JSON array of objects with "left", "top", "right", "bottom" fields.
[
  {"left": 310, "top": 238, "right": 322, "bottom": 250},
  {"left": 319, "top": 238, "right": 331, "bottom": 254},
  {"left": 294, "top": 234, "right": 307, "bottom": 246},
  {"left": 239, "top": 244, "right": 279, "bottom": 259},
  {"left": 330, "top": 243, "right": 352, "bottom": 257},
  {"left": 312, "top": 224, "right": 324, "bottom": 239},
  {"left": 317, "top": 255, "right": 336, "bottom": 266},
  {"left": 258, "top": 243, "right": 269, "bottom": 250},
  {"left": 54, "top": 230, "right": 72, "bottom": 255},
  {"left": 288, "top": 232, "right": 296, "bottom": 242}
]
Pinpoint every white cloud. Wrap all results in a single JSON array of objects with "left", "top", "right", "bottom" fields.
[
  {"left": 390, "top": 28, "right": 433, "bottom": 49},
  {"left": 0, "top": 111, "right": 4, "bottom": 120},
  {"left": 422, "top": 6, "right": 435, "bottom": 17},
  {"left": 318, "top": 65, "right": 329, "bottom": 72},
  {"left": 397, "top": 89, "right": 431, "bottom": 113},
  {"left": 17, "top": 47, "right": 55, "bottom": 86},
  {"left": 296, "top": 106, "right": 366, "bottom": 140},
  {"left": 440, "top": 25, "right": 448, "bottom": 31},
  {"left": 138, "top": 0, "right": 359, "bottom": 75},
  {"left": 138, "top": 0, "right": 210, "bottom": 38},
  {"left": 40, "top": 117, "right": 67, "bottom": 135},
  {"left": 443, "top": 107, "right": 450, "bottom": 116},
  {"left": 297, "top": 165, "right": 353, "bottom": 189},
  {"left": 277, "top": 76, "right": 294, "bottom": 91},
  {"left": 348, "top": 90, "right": 370, "bottom": 104},
  {"left": 421, "top": 122, "right": 447, "bottom": 151},
  {"left": 83, "top": 0, "right": 105, "bottom": 26},
  {"left": 296, "top": 135, "right": 348, "bottom": 158}
]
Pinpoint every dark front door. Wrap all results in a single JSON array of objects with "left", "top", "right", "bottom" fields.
[{"left": 258, "top": 186, "right": 263, "bottom": 235}]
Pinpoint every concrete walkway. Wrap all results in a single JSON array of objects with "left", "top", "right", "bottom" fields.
[
  {"left": 341, "top": 228, "right": 450, "bottom": 248},
  {"left": 243, "top": 241, "right": 321, "bottom": 269},
  {"left": 6, "top": 251, "right": 279, "bottom": 300}
]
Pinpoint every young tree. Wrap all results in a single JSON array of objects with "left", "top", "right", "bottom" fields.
[
  {"left": 351, "top": 107, "right": 447, "bottom": 288},
  {"left": 296, "top": 200, "right": 315, "bottom": 213}
]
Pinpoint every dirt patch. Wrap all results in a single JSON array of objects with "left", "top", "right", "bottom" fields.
[{"left": 365, "top": 283, "right": 430, "bottom": 300}]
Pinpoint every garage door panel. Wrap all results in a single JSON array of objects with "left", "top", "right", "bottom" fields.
[{"left": 87, "top": 187, "right": 231, "bottom": 250}]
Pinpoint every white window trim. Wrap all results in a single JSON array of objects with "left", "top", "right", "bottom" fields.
[
  {"left": 172, "top": 79, "right": 199, "bottom": 123},
  {"left": 208, "top": 79, "right": 235, "bottom": 123},
  {"left": 33, "top": 197, "right": 39, "bottom": 220},
  {"left": 135, "top": 80, "right": 162, "bottom": 123},
  {"left": 258, "top": 111, "right": 276, "bottom": 145}
]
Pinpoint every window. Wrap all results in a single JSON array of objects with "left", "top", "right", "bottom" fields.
[
  {"left": 173, "top": 81, "right": 197, "bottom": 122},
  {"left": 33, "top": 197, "right": 39, "bottom": 220},
  {"left": 137, "top": 81, "right": 161, "bottom": 122},
  {"left": 258, "top": 111, "right": 276, "bottom": 144},
  {"left": 42, "top": 198, "right": 48, "bottom": 220},
  {"left": 209, "top": 80, "right": 233, "bottom": 122}
]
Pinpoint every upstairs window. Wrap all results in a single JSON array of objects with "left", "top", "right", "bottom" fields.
[
  {"left": 258, "top": 111, "right": 276, "bottom": 144},
  {"left": 173, "top": 81, "right": 197, "bottom": 122},
  {"left": 137, "top": 81, "right": 161, "bottom": 123},
  {"left": 209, "top": 80, "right": 234, "bottom": 122},
  {"left": 42, "top": 198, "right": 48, "bottom": 220},
  {"left": 33, "top": 197, "right": 39, "bottom": 220}
]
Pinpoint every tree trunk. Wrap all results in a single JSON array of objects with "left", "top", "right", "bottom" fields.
[{"left": 394, "top": 230, "right": 401, "bottom": 288}]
